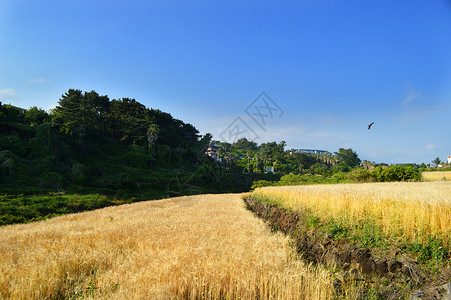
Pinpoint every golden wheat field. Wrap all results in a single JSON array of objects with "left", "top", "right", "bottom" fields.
[
  {"left": 422, "top": 171, "right": 451, "bottom": 181},
  {"left": 252, "top": 182, "right": 451, "bottom": 244},
  {"left": 0, "top": 194, "right": 335, "bottom": 300}
]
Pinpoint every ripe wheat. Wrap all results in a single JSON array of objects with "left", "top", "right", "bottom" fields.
[
  {"left": 421, "top": 171, "right": 451, "bottom": 182},
  {"left": 0, "top": 194, "right": 335, "bottom": 299},
  {"left": 252, "top": 182, "right": 451, "bottom": 244}
]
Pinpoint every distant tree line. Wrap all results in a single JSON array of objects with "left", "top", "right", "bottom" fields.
[{"left": 213, "top": 138, "right": 362, "bottom": 176}]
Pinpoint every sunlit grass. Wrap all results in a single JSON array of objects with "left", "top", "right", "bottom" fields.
[
  {"left": 251, "top": 182, "right": 451, "bottom": 245},
  {"left": 0, "top": 194, "right": 335, "bottom": 299},
  {"left": 422, "top": 171, "right": 451, "bottom": 182}
]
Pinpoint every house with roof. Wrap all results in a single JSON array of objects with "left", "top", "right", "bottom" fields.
[{"left": 205, "top": 143, "right": 222, "bottom": 161}]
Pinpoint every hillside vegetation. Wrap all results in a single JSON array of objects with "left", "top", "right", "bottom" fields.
[
  {"left": 1, "top": 91, "right": 276, "bottom": 225},
  {"left": 0, "top": 90, "right": 245, "bottom": 197},
  {"left": 0, "top": 194, "right": 335, "bottom": 300}
]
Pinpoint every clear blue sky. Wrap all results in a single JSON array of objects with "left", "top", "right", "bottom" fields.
[{"left": 1, "top": 0, "right": 450, "bottom": 164}]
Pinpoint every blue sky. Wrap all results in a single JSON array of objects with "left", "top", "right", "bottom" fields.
[{"left": 1, "top": 0, "right": 450, "bottom": 164}]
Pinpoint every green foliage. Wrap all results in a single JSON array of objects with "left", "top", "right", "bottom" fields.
[
  {"left": 352, "top": 219, "right": 386, "bottom": 248},
  {"left": 330, "top": 162, "right": 351, "bottom": 173},
  {"left": 330, "top": 171, "right": 347, "bottom": 181},
  {"left": 326, "top": 219, "right": 349, "bottom": 240},
  {"left": 334, "top": 148, "right": 361, "bottom": 167},
  {"left": 280, "top": 173, "right": 304, "bottom": 184},
  {"left": 146, "top": 123, "right": 160, "bottom": 146},
  {"left": 432, "top": 157, "right": 442, "bottom": 166},
  {"left": 347, "top": 168, "right": 373, "bottom": 182},
  {"left": 0, "top": 150, "right": 19, "bottom": 179},
  {"left": 305, "top": 213, "right": 321, "bottom": 228},
  {"left": 68, "top": 163, "right": 86, "bottom": 185},
  {"left": 308, "top": 163, "right": 327, "bottom": 175},
  {"left": 250, "top": 180, "right": 275, "bottom": 190},
  {"left": 107, "top": 98, "right": 149, "bottom": 145},
  {"left": 404, "top": 237, "right": 449, "bottom": 262},
  {"left": 371, "top": 165, "right": 420, "bottom": 182},
  {"left": 0, "top": 194, "right": 122, "bottom": 226},
  {"left": 25, "top": 106, "right": 49, "bottom": 126},
  {"left": 38, "top": 172, "right": 65, "bottom": 190},
  {"left": 0, "top": 104, "right": 26, "bottom": 123},
  {"left": 122, "top": 148, "right": 152, "bottom": 168},
  {"left": 51, "top": 89, "right": 109, "bottom": 135},
  {"left": 30, "top": 123, "right": 72, "bottom": 160},
  {"left": 233, "top": 138, "right": 258, "bottom": 151}
]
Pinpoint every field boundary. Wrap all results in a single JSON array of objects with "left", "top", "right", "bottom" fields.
[{"left": 244, "top": 196, "right": 449, "bottom": 299}]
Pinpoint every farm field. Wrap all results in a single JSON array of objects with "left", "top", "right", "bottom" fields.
[
  {"left": 0, "top": 194, "right": 335, "bottom": 300},
  {"left": 422, "top": 171, "right": 451, "bottom": 182},
  {"left": 252, "top": 182, "right": 451, "bottom": 246}
]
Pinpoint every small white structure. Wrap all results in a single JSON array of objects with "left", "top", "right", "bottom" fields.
[
  {"left": 448, "top": 156, "right": 451, "bottom": 164},
  {"left": 265, "top": 166, "right": 275, "bottom": 173}
]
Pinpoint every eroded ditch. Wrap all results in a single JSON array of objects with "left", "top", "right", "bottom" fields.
[{"left": 245, "top": 196, "right": 451, "bottom": 299}]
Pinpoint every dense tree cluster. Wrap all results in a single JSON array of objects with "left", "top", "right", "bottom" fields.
[
  {"left": 214, "top": 138, "right": 358, "bottom": 175},
  {"left": 50, "top": 89, "right": 200, "bottom": 147},
  {"left": 0, "top": 90, "right": 221, "bottom": 197}
]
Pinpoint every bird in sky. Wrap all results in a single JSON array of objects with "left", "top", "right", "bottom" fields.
[{"left": 368, "top": 122, "right": 374, "bottom": 130}]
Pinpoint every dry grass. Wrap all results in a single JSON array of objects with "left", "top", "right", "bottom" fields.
[
  {"left": 0, "top": 194, "right": 335, "bottom": 300},
  {"left": 252, "top": 182, "right": 451, "bottom": 244},
  {"left": 422, "top": 171, "right": 451, "bottom": 181}
]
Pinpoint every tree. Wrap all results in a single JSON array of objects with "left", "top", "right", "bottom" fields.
[
  {"left": 51, "top": 89, "right": 110, "bottom": 134},
  {"left": 25, "top": 107, "right": 49, "bottom": 126},
  {"left": 334, "top": 148, "right": 361, "bottom": 168},
  {"left": 233, "top": 138, "right": 258, "bottom": 151},
  {"left": 432, "top": 157, "right": 441, "bottom": 166},
  {"left": 107, "top": 98, "right": 149, "bottom": 144},
  {"left": 290, "top": 152, "right": 317, "bottom": 171},
  {"left": 147, "top": 124, "right": 160, "bottom": 147}
]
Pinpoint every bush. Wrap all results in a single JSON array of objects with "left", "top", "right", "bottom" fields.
[
  {"left": 0, "top": 150, "right": 19, "bottom": 179},
  {"left": 330, "top": 162, "right": 351, "bottom": 173},
  {"left": 38, "top": 172, "right": 65, "bottom": 190},
  {"left": 122, "top": 149, "right": 151, "bottom": 168},
  {"left": 348, "top": 168, "right": 373, "bottom": 182},
  {"left": 330, "top": 171, "right": 346, "bottom": 181},
  {"left": 250, "top": 180, "right": 275, "bottom": 190},
  {"left": 68, "top": 163, "right": 86, "bottom": 185},
  {"left": 280, "top": 173, "right": 304, "bottom": 184},
  {"left": 371, "top": 165, "right": 420, "bottom": 182}
]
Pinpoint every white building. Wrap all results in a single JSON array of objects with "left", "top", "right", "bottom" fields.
[
  {"left": 292, "top": 149, "right": 330, "bottom": 155},
  {"left": 448, "top": 155, "right": 451, "bottom": 164}
]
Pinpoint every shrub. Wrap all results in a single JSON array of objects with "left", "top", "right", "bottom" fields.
[
  {"left": 371, "top": 165, "right": 420, "bottom": 182},
  {"left": 38, "top": 172, "right": 64, "bottom": 190},
  {"left": 330, "top": 162, "right": 351, "bottom": 173},
  {"left": 0, "top": 150, "right": 19, "bottom": 179},
  {"left": 122, "top": 149, "right": 151, "bottom": 168},
  {"left": 250, "top": 180, "right": 275, "bottom": 190},
  {"left": 280, "top": 173, "right": 304, "bottom": 184},
  {"left": 68, "top": 163, "right": 86, "bottom": 185},
  {"left": 347, "top": 168, "right": 372, "bottom": 182}
]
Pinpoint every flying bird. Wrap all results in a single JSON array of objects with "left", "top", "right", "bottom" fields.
[{"left": 368, "top": 122, "right": 374, "bottom": 130}]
